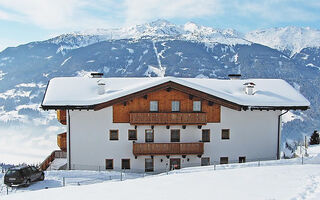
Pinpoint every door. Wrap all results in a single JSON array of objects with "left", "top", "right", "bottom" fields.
[{"left": 170, "top": 158, "right": 181, "bottom": 170}]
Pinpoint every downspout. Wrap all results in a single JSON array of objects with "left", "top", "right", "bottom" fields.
[
  {"left": 67, "top": 110, "right": 71, "bottom": 170},
  {"left": 277, "top": 110, "right": 289, "bottom": 160}
]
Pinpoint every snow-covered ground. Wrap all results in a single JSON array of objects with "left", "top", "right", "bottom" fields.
[{"left": 2, "top": 145, "right": 320, "bottom": 200}]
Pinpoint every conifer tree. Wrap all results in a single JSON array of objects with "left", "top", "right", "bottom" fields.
[{"left": 310, "top": 130, "right": 320, "bottom": 145}]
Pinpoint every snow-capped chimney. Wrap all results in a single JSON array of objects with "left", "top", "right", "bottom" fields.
[
  {"left": 91, "top": 72, "right": 104, "bottom": 78},
  {"left": 228, "top": 74, "right": 241, "bottom": 80},
  {"left": 243, "top": 82, "right": 256, "bottom": 95},
  {"left": 97, "top": 81, "right": 105, "bottom": 95}
]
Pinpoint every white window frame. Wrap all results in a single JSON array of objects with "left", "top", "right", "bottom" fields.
[
  {"left": 150, "top": 101, "right": 158, "bottom": 112},
  {"left": 193, "top": 101, "right": 201, "bottom": 112},
  {"left": 171, "top": 101, "right": 180, "bottom": 112}
]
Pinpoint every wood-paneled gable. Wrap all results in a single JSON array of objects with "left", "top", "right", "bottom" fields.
[{"left": 113, "top": 89, "right": 220, "bottom": 123}]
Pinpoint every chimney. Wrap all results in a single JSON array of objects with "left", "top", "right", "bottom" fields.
[
  {"left": 228, "top": 74, "right": 241, "bottom": 80},
  {"left": 243, "top": 82, "right": 256, "bottom": 95},
  {"left": 91, "top": 72, "right": 104, "bottom": 78},
  {"left": 97, "top": 81, "right": 105, "bottom": 95}
]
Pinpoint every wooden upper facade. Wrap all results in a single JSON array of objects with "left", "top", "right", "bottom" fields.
[{"left": 113, "top": 88, "right": 221, "bottom": 125}]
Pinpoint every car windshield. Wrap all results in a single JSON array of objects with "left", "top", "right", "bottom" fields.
[{"left": 6, "top": 169, "right": 20, "bottom": 176}]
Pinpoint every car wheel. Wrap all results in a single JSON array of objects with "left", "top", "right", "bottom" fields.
[
  {"left": 39, "top": 174, "right": 44, "bottom": 181},
  {"left": 24, "top": 179, "right": 31, "bottom": 187}
]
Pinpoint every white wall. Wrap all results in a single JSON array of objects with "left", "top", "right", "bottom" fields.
[{"left": 68, "top": 106, "right": 281, "bottom": 172}]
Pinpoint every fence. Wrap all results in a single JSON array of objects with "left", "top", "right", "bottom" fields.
[
  {"left": 67, "top": 155, "right": 316, "bottom": 175},
  {"left": 0, "top": 155, "right": 318, "bottom": 196}
]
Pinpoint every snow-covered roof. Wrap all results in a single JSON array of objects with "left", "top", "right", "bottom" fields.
[{"left": 41, "top": 77, "right": 310, "bottom": 110}]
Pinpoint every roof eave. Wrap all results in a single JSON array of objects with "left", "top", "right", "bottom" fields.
[{"left": 242, "top": 106, "right": 310, "bottom": 111}]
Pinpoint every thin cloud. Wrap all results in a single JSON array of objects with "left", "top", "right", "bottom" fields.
[
  {"left": 0, "top": 0, "right": 319, "bottom": 31},
  {"left": 123, "top": 0, "right": 221, "bottom": 25},
  {"left": 228, "top": 0, "right": 320, "bottom": 23},
  {"left": 0, "top": 0, "right": 116, "bottom": 30}
]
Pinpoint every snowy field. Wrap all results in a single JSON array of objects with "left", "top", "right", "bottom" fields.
[{"left": 2, "top": 145, "right": 320, "bottom": 199}]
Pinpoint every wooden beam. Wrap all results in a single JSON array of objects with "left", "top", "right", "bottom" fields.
[{"left": 93, "top": 81, "right": 242, "bottom": 111}]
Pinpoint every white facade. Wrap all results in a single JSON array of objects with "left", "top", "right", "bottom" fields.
[{"left": 67, "top": 105, "right": 281, "bottom": 172}]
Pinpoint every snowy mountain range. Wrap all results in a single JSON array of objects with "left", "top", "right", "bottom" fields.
[{"left": 0, "top": 19, "right": 320, "bottom": 143}]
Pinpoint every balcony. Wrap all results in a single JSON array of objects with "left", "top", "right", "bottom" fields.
[
  {"left": 129, "top": 112, "right": 207, "bottom": 125},
  {"left": 57, "top": 109, "right": 66, "bottom": 125},
  {"left": 57, "top": 132, "right": 67, "bottom": 152},
  {"left": 133, "top": 142, "right": 204, "bottom": 156}
]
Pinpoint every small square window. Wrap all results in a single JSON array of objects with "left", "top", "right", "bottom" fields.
[
  {"left": 171, "top": 129, "right": 180, "bottom": 142},
  {"left": 145, "top": 129, "right": 154, "bottom": 143},
  {"left": 202, "top": 129, "right": 210, "bottom": 142},
  {"left": 201, "top": 157, "right": 210, "bottom": 166},
  {"left": 221, "top": 129, "right": 230, "bottom": 140},
  {"left": 193, "top": 101, "right": 201, "bottom": 112},
  {"left": 105, "top": 159, "right": 113, "bottom": 170},
  {"left": 150, "top": 101, "right": 158, "bottom": 112},
  {"left": 145, "top": 158, "right": 154, "bottom": 172},
  {"left": 110, "top": 130, "right": 119, "bottom": 140},
  {"left": 122, "top": 159, "right": 130, "bottom": 169},
  {"left": 220, "top": 157, "right": 228, "bottom": 164},
  {"left": 239, "top": 156, "right": 246, "bottom": 163},
  {"left": 171, "top": 101, "right": 180, "bottom": 112},
  {"left": 128, "top": 130, "right": 137, "bottom": 140}
]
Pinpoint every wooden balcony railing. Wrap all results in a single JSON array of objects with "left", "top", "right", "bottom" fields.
[
  {"left": 57, "top": 109, "right": 67, "bottom": 125},
  {"left": 57, "top": 132, "right": 67, "bottom": 152},
  {"left": 133, "top": 142, "right": 204, "bottom": 156},
  {"left": 40, "top": 150, "right": 67, "bottom": 171},
  {"left": 130, "top": 112, "right": 207, "bottom": 125}
]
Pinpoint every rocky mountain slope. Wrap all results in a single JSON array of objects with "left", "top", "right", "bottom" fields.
[{"left": 0, "top": 19, "right": 319, "bottom": 143}]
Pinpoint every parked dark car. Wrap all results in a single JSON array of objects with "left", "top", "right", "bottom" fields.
[{"left": 4, "top": 165, "right": 44, "bottom": 187}]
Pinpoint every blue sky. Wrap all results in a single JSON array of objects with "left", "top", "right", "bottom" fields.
[{"left": 0, "top": 0, "right": 319, "bottom": 51}]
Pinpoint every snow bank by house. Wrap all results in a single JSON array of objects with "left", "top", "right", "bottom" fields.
[
  {"left": 42, "top": 77, "right": 310, "bottom": 108},
  {"left": 3, "top": 163, "right": 320, "bottom": 200},
  {"left": 3, "top": 145, "right": 320, "bottom": 199}
]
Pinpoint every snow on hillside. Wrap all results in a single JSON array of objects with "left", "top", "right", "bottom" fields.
[
  {"left": 2, "top": 164, "right": 320, "bottom": 200},
  {"left": 45, "top": 20, "right": 320, "bottom": 56},
  {"left": 245, "top": 26, "right": 320, "bottom": 56},
  {"left": 46, "top": 19, "right": 251, "bottom": 53},
  {"left": 3, "top": 145, "right": 320, "bottom": 200}
]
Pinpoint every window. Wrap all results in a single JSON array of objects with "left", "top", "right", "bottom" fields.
[
  {"left": 193, "top": 101, "right": 201, "bottom": 112},
  {"left": 145, "top": 158, "right": 154, "bottom": 172},
  {"left": 31, "top": 166, "right": 38, "bottom": 172},
  {"left": 145, "top": 129, "right": 154, "bottom": 143},
  {"left": 201, "top": 157, "right": 210, "bottom": 166},
  {"left": 221, "top": 129, "right": 230, "bottom": 140},
  {"left": 220, "top": 157, "right": 228, "bottom": 164},
  {"left": 128, "top": 130, "right": 137, "bottom": 140},
  {"left": 109, "top": 130, "right": 119, "bottom": 140},
  {"left": 121, "top": 159, "right": 130, "bottom": 169},
  {"left": 171, "top": 101, "right": 180, "bottom": 112},
  {"left": 239, "top": 156, "right": 246, "bottom": 163},
  {"left": 105, "top": 159, "right": 113, "bottom": 170},
  {"left": 150, "top": 101, "right": 158, "bottom": 112},
  {"left": 171, "top": 129, "right": 180, "bottom": 142},
  {"left": 202, "top": 129, "right": 210, "bottom": 142}
]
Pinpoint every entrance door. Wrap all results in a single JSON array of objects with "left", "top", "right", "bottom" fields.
[{"left": 170, "top": 158, "right": 181, "bottom": 170}]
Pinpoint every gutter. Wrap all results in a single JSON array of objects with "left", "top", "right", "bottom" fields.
[
  {"left": 277, "top": 110, "right": 289, "bottom": 160},
  {"left": 67, "top": 110, "right": 71, "bottom": 170}
]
